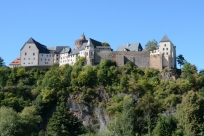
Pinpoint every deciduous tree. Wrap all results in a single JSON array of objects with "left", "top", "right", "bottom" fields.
[
  {"left": 145, "top": 39, "right": 158, "bottom": 51},
  {"left": 176, "top": 91, "right": 204, "bottom": 136}
]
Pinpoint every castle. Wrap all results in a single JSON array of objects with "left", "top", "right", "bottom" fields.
[{"left": 9, "top": 34, "right": 176, "bottom": 71}]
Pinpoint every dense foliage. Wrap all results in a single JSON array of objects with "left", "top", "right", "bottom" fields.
[{"left": 0, "top": 56, "right": 204, "bottom": 136}]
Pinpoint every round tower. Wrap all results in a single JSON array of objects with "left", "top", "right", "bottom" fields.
[{"left": 74, "top": 33, "right": 88, "bottom": 49}]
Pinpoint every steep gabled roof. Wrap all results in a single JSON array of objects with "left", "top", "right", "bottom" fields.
[
  {"left": 160, "top": 35, "right": 171, "bottom": 43},
  {"left": 21, "top": 38, "right": 50, "bottom": 53},
  {"left": 86, "top": 39, "right": 94, "bottom": 47},
  {"left": 117, "top": 43, "right": 143, "bottom": 51},
  {"left": 89, "top": 38, "right": 103, "bottom": 47}
]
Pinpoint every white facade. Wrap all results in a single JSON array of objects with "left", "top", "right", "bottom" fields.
[
  {"left": 59, "top": 53, "right": 77, "bottom": 66},
  {"left": 38, "top": 53, "right": 54, "bottom": 66},
  {"left": 20, "top": 43, "right": 39, "bottom": 66}
]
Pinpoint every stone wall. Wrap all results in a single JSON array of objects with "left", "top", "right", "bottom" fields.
[
  {"left": 95, "top": 51, "right": 150, "bottom": 68},
  {"left": 150, "top": 54, "right": 162, "bottom": 71}
]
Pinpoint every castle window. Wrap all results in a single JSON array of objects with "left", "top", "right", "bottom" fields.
[
  {"left": 25, "top": 52, "right": 27, "bottom": 55},
  {"left": 42, "top": 54, "right": 43, "bottom": 56},
  {"left": 57, "top": 58, "right": 58, "bottom": 60},
  {"left": 24, "top": 58, "right": 25, "bottom": 60},
  {"left": 91, "top": 52, "right": 93, "bottom": 56},
  {"left": 29, "top": 58, "right": 30, "bottom": 60},
  {"left": 48, "top": 59, "right": 49, "bottom": 61},
  {"left": 166, "top": 48, "right": 168, "bottom": 50},
  {"left": 163, "top": 48, "right": 165, "bottom": 51},
  {"left": 45, "top": 59, "right": 46, "bottom": 61},
  {"left": 41, "top": 58, "right": 42, "bottom": 61},
  {"left": 33, "top": 58, "right": 35, "bottom": 60},
  {"left": 29, "top": 46, "right": 31, "bottom": 48},
  {"left": 164, "top": 44, "right": 166, "bottom": 46},
  {"left": 166, "top": 52, "right": 168, "bottom": 55},
  {"left": 33, "top": 53, "right": 35, "bottom": 56}
]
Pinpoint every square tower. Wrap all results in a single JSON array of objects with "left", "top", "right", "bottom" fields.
[{"left": 159, "top": 35, "right": 176, "bottom": 69}]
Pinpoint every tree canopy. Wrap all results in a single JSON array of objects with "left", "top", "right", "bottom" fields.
[
  {"left": 145, "top": 39, "right": 158, "bottom": 51},
  {"left": 0, "top": 57, "right": 5, "bottom": 66},
  {"left": 102, "top": 42, "right": 110, "bottom": 46},
  {"left": 176, "top": 54, "right": 186, "bottom": 68}
]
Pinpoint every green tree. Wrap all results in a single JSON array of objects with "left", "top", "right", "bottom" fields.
[
  {"left": 199, "top": 69, "right": 204, "bottom": 74},
  {"left": 46, "top": 98, "right": 85, "bottom": 136},
  {"left": 145, "top": 39, "right": 158, "bottom": 51},
  {"left": 19, "top": 106, "right": 41, "bottom": 135},
  {"left": 153, "top": 115, "right": 177, "bottom": 136},
  {"left": 180, "top": 62, "right": 198, "bottom": 88},
  {"left": 0, "top": 57, "right": 5, "bottom": 66},
  {"left": 102, "top": 42, "right": 110, "bottom": 46},
  {"left": 135, "top": 94, "right": 162, "bottom": 135},
  {"left": 176, "top": 91, "right": 204, "bottom": 136},
  {"left": 0, "top": 106, "right": 40, "bottom": 136},
  {"left": 110, "top": 95, "right": 135, "bottom": 136},
  {"left": 0, "top": 67, "right": 9, "bottom": 90},
  {"left": 0, "top": 106, "right": 22, "bottom": 136},
  {"left": 176, "top": 54, "right": 186, "bottom": 68}
]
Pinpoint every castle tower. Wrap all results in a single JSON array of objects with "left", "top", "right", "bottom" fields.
[
  {"left": 159, "top": 35, "right": 176, "bottom": 69},
  {"left": 74, "top": 33, "right": 88, "bottom": 49},
  {"left": 85, "top": 39, "right": 95, "bottom": 66}
]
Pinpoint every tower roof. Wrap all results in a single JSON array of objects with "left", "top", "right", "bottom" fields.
[
  {"left": 160, "top": 35, "right": 171, "bottom": 43},
  {"left": 80, "top": 33, "right": 86, "bottom": 40}
]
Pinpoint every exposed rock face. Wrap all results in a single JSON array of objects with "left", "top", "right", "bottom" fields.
[
  {"left": 67, "top": 87, "right": 113, "bottom": 131},
  {"left": 66, "top": 86, "right": 138, "bottom": 132}
]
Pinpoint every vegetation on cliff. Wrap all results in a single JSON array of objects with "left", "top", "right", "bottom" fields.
[{"left": 0, "top": 56, "right": 204, "bottom": 136}]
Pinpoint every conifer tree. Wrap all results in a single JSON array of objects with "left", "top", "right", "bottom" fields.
[
  {"left": 0, "top": 57, "right": 4, "bottom": 66},
  {"left": 46, "top": 97, "right": 85, "bottom": 136}
]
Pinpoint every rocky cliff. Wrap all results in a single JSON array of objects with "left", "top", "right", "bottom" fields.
[{"left": 67, "top": 86, "right": 113, "bottom": 132}]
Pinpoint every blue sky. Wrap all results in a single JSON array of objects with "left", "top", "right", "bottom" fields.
[{"left": 0, "top": 0, "right": 204, "bottom": 70}]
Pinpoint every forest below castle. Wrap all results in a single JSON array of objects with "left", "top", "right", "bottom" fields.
[{"left": 0, "top": 55, "right": 204, "bottom": 136}]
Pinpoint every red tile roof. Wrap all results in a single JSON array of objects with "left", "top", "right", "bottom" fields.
[{"left": 9, "top": 57, "right": 20, "bottom": 65}]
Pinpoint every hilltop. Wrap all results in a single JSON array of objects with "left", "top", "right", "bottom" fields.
[{"left": 0, "top": 57, "right": 204, "bottom": 136}]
